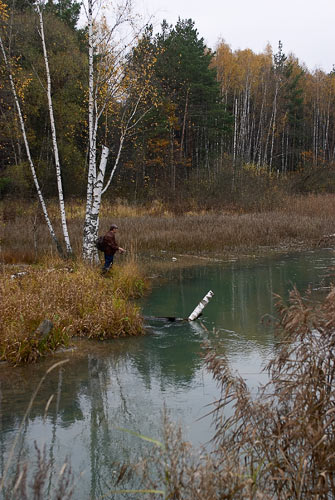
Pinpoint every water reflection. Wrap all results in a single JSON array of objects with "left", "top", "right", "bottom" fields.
[{"left": 1, "top": 249, "right": 334, "bottom": 498}]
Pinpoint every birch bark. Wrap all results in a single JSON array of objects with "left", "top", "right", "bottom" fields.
[
  {"left": 0, "top": 33, "right": 63, "bottom": 255},
  {"left": 81, "top": 0, "right": 154, "bottom": 262},
  {"left": 82, "top": 0, "right": 96, "bottom": 260},
  {"left": 84, "top": 145, "right": 109, "bottom": 261},
  {"left": 269, "top": 83, "right": 278, "bottom": 171},
  {"left": 36, "top": 3, "right": 72, "bottom": 255}
]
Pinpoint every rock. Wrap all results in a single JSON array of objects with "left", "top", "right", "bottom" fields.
[{"left": 35, "top": 319, "right": 53, "bottom": 339}]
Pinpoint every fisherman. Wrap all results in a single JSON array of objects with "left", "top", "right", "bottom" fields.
[{"left": 101, "top": 224, "right": 125, "bottom": 274}]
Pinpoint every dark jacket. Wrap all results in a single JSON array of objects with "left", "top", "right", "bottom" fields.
[{"left": 102, "top": 230, "right": 119, "bottom": 256}]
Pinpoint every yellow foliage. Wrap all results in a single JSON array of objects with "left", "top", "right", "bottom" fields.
[
  {"left": 0, "top": 0, "right": 8, "bottom": 21},
  {"left": 243, "top": 162, "right": 274, "bottom": 178}
]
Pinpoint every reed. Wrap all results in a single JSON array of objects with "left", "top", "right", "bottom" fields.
[
  {"left": 2, "top": 195, "right": 335, "bottom": 264},
  {"left": 0, "top": 260, "right": 147, "bottom": 365},
  {"left": 128, "top": 286, "right": 335, "bottom": 499},
  {"left": 0, "top": 360, "right": 74, "bottom": 499}
]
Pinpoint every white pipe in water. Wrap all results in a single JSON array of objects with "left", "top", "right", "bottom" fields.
[{"left": 188, "top": 290, "right": 214, "bottom": 321}]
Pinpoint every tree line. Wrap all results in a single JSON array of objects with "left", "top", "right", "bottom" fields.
[{"left": 1, "top": 0, "right": 335, "bottom": 208}]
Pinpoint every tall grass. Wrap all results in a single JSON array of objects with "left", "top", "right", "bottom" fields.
[
  {"left": 128, "top": 286, "right": 335, "bottom": 499},
  {"left": 2, "top": 195, "right": 335, "bottom": 264},
  {"left": 0, "top": 260, "right": 146, "bottom": 365},
  {"left": 0, "top": 360, "right": 75, "bottom": 499}
]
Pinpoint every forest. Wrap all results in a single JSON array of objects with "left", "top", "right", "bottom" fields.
[
  {"left": 1, "top": 0, "right": 335, "bottom": 210},
  {"left": 1, "top": 3, "right": 335, "bottom": 497}
]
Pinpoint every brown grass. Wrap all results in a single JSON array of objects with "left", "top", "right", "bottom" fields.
[
  {"left": 2, "top": 443, "right": 74, "bottom": 500},
  {"left": 0, "top": 260, "right": 147, "bottom": 365},
  {"left": 129, "top": 286, "right": 335, "bottom": 499},
  {"left": 1, "top": 194, "right": 335, "bottom": 264}
]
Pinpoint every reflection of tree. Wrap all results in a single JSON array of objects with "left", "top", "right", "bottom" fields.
[
  {"left": 88, "top": 356, "right": 108, "bottom": 499},
  {"left": 132, "top": 325, "right": 203, "bottom": 389},
  {"left": 86, "top": 354, "right": 157, "bottom": 497},
  {"left": 0, "top": 358, "right": 86, "bottom": 432}
]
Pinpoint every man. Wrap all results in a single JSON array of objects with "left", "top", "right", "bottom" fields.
[{"left": 101, "top": 224, "right": 125, "bottom": 274}]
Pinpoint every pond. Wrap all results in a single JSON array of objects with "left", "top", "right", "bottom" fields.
[{"left": 1, "top": 249, "right": 334, "bottom": 498}]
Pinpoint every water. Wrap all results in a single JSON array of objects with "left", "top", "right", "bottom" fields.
[{"left": 1, "top": 249, "right": 334, "bottom": 498}]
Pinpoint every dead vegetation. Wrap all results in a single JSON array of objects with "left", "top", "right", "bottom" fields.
[
  {"left": 1, "top": 195, "right": 335, "bottom": 264},
  {"left": 0, "top": 260, "right": 146, "bottom": 365},
  {"left": 127, "top": 286, "right": 335, "bottom": 499}
]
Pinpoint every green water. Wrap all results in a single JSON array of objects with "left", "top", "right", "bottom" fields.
[{"left": 0, "top": 250, "right": 334, "bottom": 498}]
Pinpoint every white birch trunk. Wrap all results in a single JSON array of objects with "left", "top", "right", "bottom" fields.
[
  {"left": 101, "top": 133, "right": 125, "bottom": 195},
  {"left": 37, "top": 4, "right": 72, "bottom": 255},
  {"left": 254, "top": 87, "right": 265, "bottom": 167},
  {"left": 180, "top": 87, "right": 189, "bottom": 158},
  {"left": 81, "top": 0, "right": 151, "bottom": 261},
  {"left": 188, "top": 290, "right": 214, "bottom": 321},
  {"left": 0, "top": 33, "right": 63, "bottom": 254},
  {"left": 324, "top": 101, "right": 330, "bottom": 160},
  {"left": 232, "top": 97, "right": 238, "bottom": 190},
  {"left": 85, "top": 145, "right": 109, "bottom": 262},
  {"left": 269, "top": 83, "right": 278, "bottom": 171},
  {"left": 82, "top": 0, "right": 97, "bottom": 260}
]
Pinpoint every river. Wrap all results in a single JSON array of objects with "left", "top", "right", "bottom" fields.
[{"left": 0, "top": 249, "right": 334, "bottom": 498}]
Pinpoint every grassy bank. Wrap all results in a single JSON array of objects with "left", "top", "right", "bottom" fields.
[
  {"left": 1, "top": 194, "right": 335, "bottom": 264},
  {"left": 0, "top": 260, "right": 146, "bottom": 365},
  {"left": 1, "top": 193, "right": 335, "bottom": 364}
]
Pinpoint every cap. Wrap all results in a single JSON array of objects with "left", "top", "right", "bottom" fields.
[{"left": 110, "top": 224, "right": 118, "bottom": 230}]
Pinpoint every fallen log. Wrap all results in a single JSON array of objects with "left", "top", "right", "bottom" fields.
[{"left": 144, "top": 316, "right": 186, "bottom": 322}]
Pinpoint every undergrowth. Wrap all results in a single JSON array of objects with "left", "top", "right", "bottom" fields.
[
  {"left": 0, "top": 260, "right": 147, "bottom": 365},
  {"left": 2, "top": 195, "right": 335, "bottom": 264}
]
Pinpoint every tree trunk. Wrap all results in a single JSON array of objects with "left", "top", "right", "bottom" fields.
[
  {"left": 37, "top": 4, "right": 72, "bottom": 256},
  {"left": 0, "top": 33, "right": 63, "bottom": 255},
  {"left": 82, "top": 0, "right": 97, "bottom": 261},
  {"left": 180, "top": 87, "right": 189, "bottom": 159},
  {"left": 84, "top": 145, "right": 109, "bottom": 263}
]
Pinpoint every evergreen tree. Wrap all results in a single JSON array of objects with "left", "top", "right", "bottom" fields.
[
  {"left": 45, "top": 0, "right": 81, "bottom": 29},
  {"left": 129, "top": 18, "right": 232, "bottom": 193}
]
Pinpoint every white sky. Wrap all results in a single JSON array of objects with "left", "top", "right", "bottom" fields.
[{"left": 134, "top": 0, "right": 335, "bottom": 73}]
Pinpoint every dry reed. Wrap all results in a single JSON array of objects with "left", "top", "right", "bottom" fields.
[
  {"left": 126, "top": 286, "right": 335, "bottom": 499},
  {"left": 2, "top": 195, "right": 335, "bottom": 264},
  {"left": 0, "top": 260, "right": 146, "bottom": 365}
]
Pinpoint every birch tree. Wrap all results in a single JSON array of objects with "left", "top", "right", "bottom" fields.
[
  {"left": 81, "top": 0, "right": 156, "bottom": 261},
  {"left": 0, "top": 0, "right": 81, "bottom": 256},
  {"left": 0, "top": 3, "right": 64, "bottom": 254},
  {"left": 36, "top": 1, "right": 72, "bottom": 255}
]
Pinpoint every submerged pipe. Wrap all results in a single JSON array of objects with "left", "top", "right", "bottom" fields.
[
  {"left": 188, "top": 290, "right": 214, "bottom": 321},
  {"left": 144, "top": 290, "right": 214, "bottom": 324}
]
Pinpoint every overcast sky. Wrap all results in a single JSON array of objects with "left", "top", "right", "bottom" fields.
[{"left": 134, "top": 0, "right": 335, "bottom": 73}]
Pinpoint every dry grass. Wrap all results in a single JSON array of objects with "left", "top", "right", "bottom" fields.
[
  {"left": 0, "top": 260, "right": 146, "bottom": 365},
  {"left": 1, "top": 194, "right": 335, "bottom": 264},
  {"left": 129, "top": 286, "right": 335, "bottom": 499},
  {"left": 2, "top": 444, "right": 74, "bottom": 500}
]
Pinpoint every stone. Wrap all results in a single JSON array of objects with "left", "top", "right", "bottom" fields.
[{"left": 35, "top": 319, "right": 54, "bottom": 339}]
